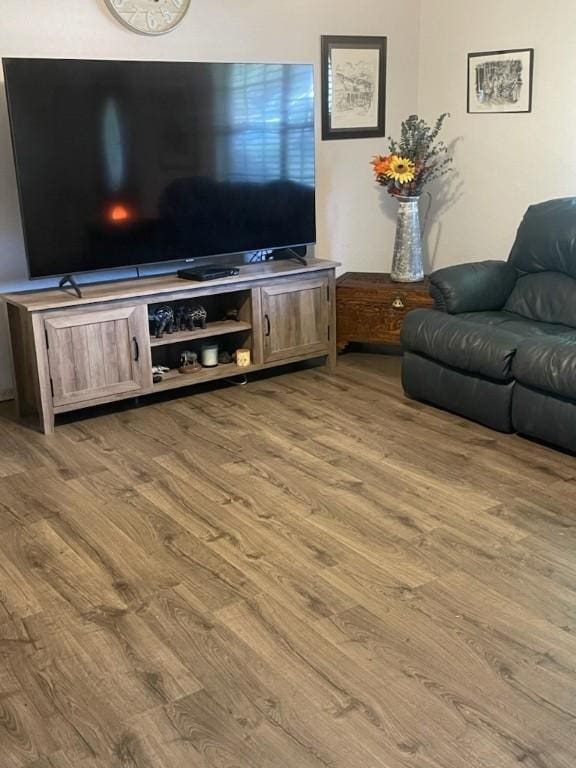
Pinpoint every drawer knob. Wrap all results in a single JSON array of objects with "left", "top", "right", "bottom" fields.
[{"left": 391, "top": 296, "right": 405, "bottom": 310}]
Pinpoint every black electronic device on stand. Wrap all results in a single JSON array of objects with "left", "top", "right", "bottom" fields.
[{"left": 177, "top": 265, "right": 240, "bottom": 282}]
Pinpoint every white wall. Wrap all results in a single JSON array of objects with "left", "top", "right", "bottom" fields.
[
  {"left": 0, "top": 0, "right": 422, "bottom": 398},
  {"left": 418, "top": 0, "right": 576, "bottom": 271}
]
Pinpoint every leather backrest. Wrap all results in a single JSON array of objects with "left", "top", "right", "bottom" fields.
[
  {"left": 504, "top": 272, "right": 576, "bottom": 327},
  {"left": 508, "top": 197, "right": 576, "bottom": 277}
]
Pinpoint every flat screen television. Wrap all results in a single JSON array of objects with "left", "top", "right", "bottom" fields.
[{"left": 3, "top": 58, "right": 316, "bottom": 279}]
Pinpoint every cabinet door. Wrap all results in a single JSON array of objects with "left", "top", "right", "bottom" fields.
[
  {"left": 45, "top": 305, "right": 151, "bottom": 407},
  {"left": 261, "top": 277, "right": 330, "bottom": 363}
]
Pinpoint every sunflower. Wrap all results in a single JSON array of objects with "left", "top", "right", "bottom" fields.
[{"left": 387, "top": 155, "right": 416, "bottom": 184}]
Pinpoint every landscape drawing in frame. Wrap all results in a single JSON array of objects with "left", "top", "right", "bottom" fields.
[
  {"left": 321, "top": 35, "right": 387, "bottom": 140},
  {"left": 468, "top": 48, "right": 534, "bottom": 114}
]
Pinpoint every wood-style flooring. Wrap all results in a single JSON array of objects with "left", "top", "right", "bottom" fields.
[{"left": 1, "top": 354, "right": 576, "bottom": 768}]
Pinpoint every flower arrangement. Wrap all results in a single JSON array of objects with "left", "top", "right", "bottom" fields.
[{"left": 371, "top": 113, "right": 452, "bottom": 197}]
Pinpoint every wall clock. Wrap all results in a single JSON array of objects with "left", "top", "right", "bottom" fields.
[{"left": 104, "top": 0, "right": 191, "bottom": 36}]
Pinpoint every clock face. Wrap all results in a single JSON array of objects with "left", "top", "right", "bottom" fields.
[{"left": 104, "top": 0, "right": 191, "bottom": 36}]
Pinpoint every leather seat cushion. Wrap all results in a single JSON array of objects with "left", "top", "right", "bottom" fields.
[
  {"left": 402, "top": 309, "right": 520, "bottom": 381},
  {"left": 512, "top": 336, "right": 576, "bottom": 399},
  {"left": 402, "top": 309, "right": 576, "bottom": 382}
]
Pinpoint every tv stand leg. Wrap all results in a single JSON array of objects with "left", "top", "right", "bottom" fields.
[
  {"left": 40, "top": 409, "right": 55, "bottom": 435},
  {"left": 265, "top": 248, "right": 307, "bottom": 266},
  {"left": 58, "top": 275, "right": 83, "bottom": 299},
  {"left": 285, "top": 247, "right": 307, "bottom": 265}
]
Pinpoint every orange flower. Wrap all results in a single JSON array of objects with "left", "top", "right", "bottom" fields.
[{"left": 371, "top": 154, "right": 392, "bottom": 177}]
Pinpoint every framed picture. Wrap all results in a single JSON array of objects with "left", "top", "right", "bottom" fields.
[
  {"left": 321, "top": 35, "right": 387, "bottom": 140},
  {"left": 467, "top": 48, "right": 534, "bottom": 114}
]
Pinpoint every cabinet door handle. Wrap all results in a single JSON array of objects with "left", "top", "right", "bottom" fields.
[
  {"left": 264, "top": 313, "right": 271, "bottom": 337},
  {"left": 133, "top": 336, "right": 140, "bottom": 362}
]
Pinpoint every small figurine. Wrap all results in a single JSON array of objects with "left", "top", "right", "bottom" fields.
[
  {"left": 149, "top": 306, "right": 175, "bottom": 338},
  {"left": 218, "top": 349, "right": 233, "bottom": 365},
  {"left": 222, "top": 308, "right": 241, "bottom": 322},
  {"left": 179, "top": 350, "right": 201, "bottom": 374},
  {"left": 175, "top": 304, "right": 208, "bottom": 331},
  {"left": 152, "top": 364, "right": 170, "bottom": 383}
]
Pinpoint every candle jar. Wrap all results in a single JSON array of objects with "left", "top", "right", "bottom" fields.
[
  {"left": 235, "top": 348, "right": 251, "bottom": 368},
  {"left": 200, "top": 343, "right": 219, "bottom": 368}
]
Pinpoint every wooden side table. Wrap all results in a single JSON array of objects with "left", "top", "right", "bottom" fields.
[{"left": 336, "top": 272, "right": 434, "bottom": 352}]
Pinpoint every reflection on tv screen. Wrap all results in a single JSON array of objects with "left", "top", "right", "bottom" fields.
[{"left": 4, "top": 59, "right": 316, "bottom": 278}]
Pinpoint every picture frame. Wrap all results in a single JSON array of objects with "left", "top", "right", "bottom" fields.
[
  {"left": 467, "top": 48, "right": 534, "bottom": 114},
  {"left": 321, "top": 35, "right": 387, "bottom": 140}
]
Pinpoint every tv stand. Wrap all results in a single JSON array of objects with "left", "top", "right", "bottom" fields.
[
  {"left": 58, "top": 274, "right": 83, "bottom": 299},
  {"left": 4, "top": 258, "right": 338, "bottom": 433}
]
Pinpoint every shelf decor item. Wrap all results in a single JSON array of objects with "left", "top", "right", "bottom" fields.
[
  {"left": 218, "top": 350, "right": 234, "bottom": 365},
  {"left": 179, "top": 351, "right": 201, "bottom": 375},
  {"left": 201, "top": 343, "right": 219, "bottom": 368},
  {"left": 222, "top": 308, "right": 241, "bottom": 322},
  {"left": 370, "top": 113, "right": 452, "bottom": 282},
  {"left": 468, "top": 49, "right": 534, "bottom": 114},
  {"left": 175, "top": 304, "right": 208, "bottom": 331},
  {"left": 149, "top": 305, "right": 175, "bottom": 338},
  {"left": 235, "top": 349, "right": 251, "bottom": 368},
  {"left": 152, "top": 365, "right": 170, "bottom": 383},
  {"left": 321, "top": 35, "right": 387, "bottom": 141}
]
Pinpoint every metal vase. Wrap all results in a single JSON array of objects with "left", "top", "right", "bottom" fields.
[{"left": 391, "top": 195, "right": 424, "bottom": 282}]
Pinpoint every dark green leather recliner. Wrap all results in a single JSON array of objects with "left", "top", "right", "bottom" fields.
[{"left": 401, "top": 197, "right": 576, "bottom": 453}]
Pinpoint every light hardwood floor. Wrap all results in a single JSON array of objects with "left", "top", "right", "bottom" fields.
[{"left": 1, "top": 354, "right": 576, "bottom": 768}]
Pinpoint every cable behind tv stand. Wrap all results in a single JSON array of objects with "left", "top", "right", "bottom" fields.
[{"left": 4, "top": 258, "right": 338, "bottom": 434}]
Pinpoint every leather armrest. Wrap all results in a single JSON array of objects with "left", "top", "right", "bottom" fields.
[{"left": 430, "top": 260, "right": 518, "bottom": 314}]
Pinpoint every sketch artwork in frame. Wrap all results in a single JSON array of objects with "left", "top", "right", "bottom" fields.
[
  {"left": 321, "top": 35, "right": 387, "bottom": 140},
  {"left": 468, "top": 48, "right": 534, "bottom": 114}
]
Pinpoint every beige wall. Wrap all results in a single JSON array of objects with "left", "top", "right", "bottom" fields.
[
  {"left": 0, "top": 0, "right": 421, "bottom": 397},
  {"left": 418, "top": 0, "right": 576, "bottom": 271}
]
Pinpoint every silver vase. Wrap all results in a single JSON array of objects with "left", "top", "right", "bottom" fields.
[{"left": 391, "top": 195, "right": 424, "bottom": 282}]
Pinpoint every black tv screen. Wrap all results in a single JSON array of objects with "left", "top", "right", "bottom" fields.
[{"left": 3, "top": 58, "right": 316, "bottom": 279}]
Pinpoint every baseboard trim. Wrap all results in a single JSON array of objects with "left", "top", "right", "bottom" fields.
[{"left": 0, "top": 389, "right": 14, "bottom": 403}]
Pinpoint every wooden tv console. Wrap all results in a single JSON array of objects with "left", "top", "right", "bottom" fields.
[{"left": 4, "top": 259, "right": 338, "bottom": 434}]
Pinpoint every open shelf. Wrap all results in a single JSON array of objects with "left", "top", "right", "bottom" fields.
[
  {"left": 149, "top": 319, "right": 252, "bottom": 347},
  {"left": 152, "top": 363, "right": 253, "bottom": 391}
]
